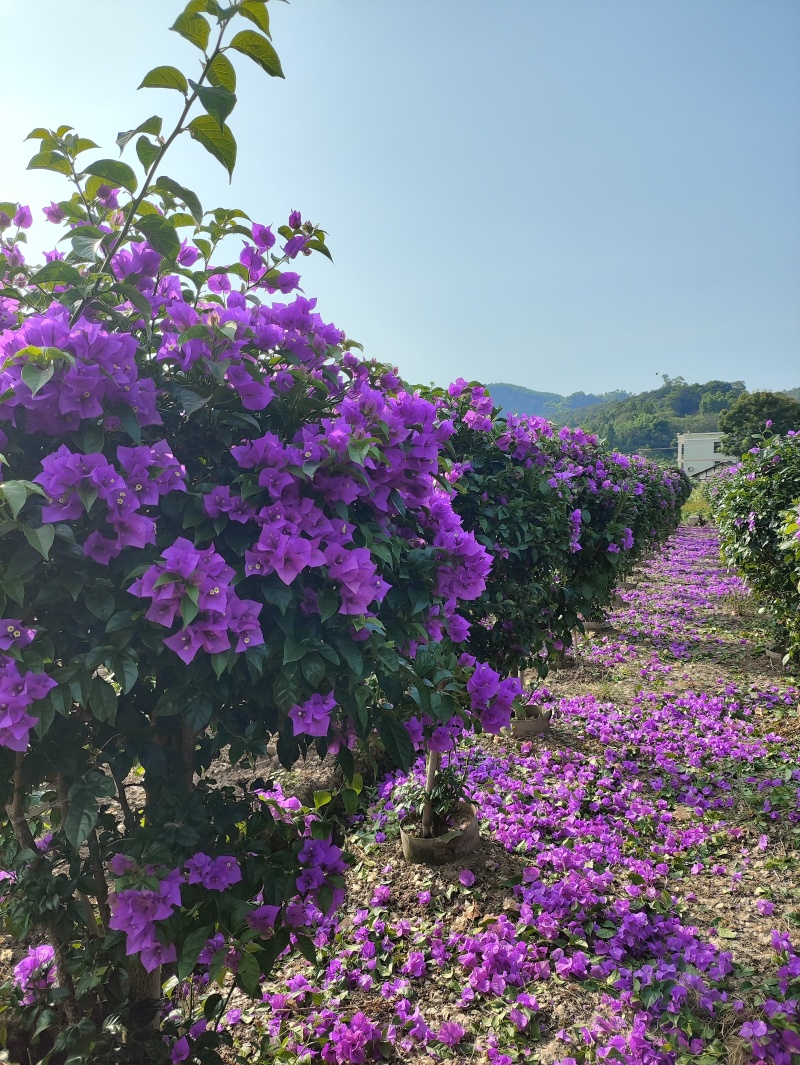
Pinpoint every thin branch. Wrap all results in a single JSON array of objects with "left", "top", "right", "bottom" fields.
[
  {"left": 5, "top": 752, "right": 36, "bottom": 851},
  {"left": 110, "top": 764, "right": 136, "bottom": 835},
  {"left": 70, "top": 23, "right": 228, "bottom": 324},
  {"left": 6, "top": 757, "right": 79, "bottom": 1024},
  {"left": 88, "top": 829, "right": 112, "bottom": 932}
]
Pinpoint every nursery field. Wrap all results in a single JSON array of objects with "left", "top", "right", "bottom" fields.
[
  {"left": 1, "top": 5, "right": 797, "bottom": 1060},
  {"left": 244, "top": 526, "right": 800, "bottom": 1065}
]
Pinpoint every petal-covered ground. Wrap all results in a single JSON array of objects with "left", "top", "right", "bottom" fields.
[{"left": 225, "top": 529, "right": 800, "bottom": 1064}]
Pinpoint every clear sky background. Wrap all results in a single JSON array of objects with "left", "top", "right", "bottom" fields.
[{"left": 1, "top": 0, "right": 798, "bottom": 396}]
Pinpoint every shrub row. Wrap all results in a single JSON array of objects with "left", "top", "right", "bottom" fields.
[
  {"left": 0, "top": 3, "right": 689, "bottom": 1060},
  {"left": 707, "top": 429, "right": 800, "bottom": 661}
]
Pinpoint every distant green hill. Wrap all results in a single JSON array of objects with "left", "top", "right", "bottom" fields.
[
  {"left": 486, "top": 377, "right": 800, "bottom": 456},
  {"left": 487, "top": 383, "right": 630, "bottom": 420}
]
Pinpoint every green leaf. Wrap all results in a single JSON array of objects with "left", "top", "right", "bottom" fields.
[
  {"left": 64, "top": 788, "right": 99, "bottom": 851},
  {"left": 171, "top": 11, "right": 211, "bottom": 50},
  {"left": 61, "top": 569, "right": 86, "bottom": 602},
  {"left": 313, "top": 790, "right": 332, "bottom": 810},
  {"left": 21, "top": 362, "right": 55, "bottom": 397},
  {"left": 112, "top": 281, "right": 154, "bottom": 321},
  {"left": 377, "top": 715, "right": 414, "bottom": 772},
  {"left": 185, "top": 694, "right": 214, "bottom": 731},
  {"left": 155, "top": 176, "right": 204, "bottom": 225},
  {"left": 190, "top": 80, "right": 237, "bottom": 130},
  {"left": 300, "top": 653, "right": 326, "bottom": 687},
  {"left": 116, "top": 115, "right": 163, "bottom": 154},
  {"left": 81, "top": 159, "right": 138, "bottom": 194},
  {"left": 69, "top": 229, "right": 107, "bottom": 261},
  {"left": 236, "top": 950, "right": 261, "bottom": 997},
  {"left": 334, "top": 636, "right": 363, "bottom": 678},
  {"left": 0, "top": 481, "right": 30, "bottom": 519},
  {"left": 29, "top": 261, "right": 84, "bottom": 287},
  {"left": 84, "top": 584, "right": 116, "bottom": 622},
  {"left": 178, "top": 386, "right": 212, "bottom": 416},
  {"left": 118, "top": 405, "right": 142, "bottom": 445},
  {"left": 135, "top": 136, "right": 161, "bottom": 172},
  {"left": 168, "top": 211, "right": 197, "bottom": 228},
  {"left": 27, "top": 151, "right": 72, "bottom": 176},
  {"left": 283, "top": 636, "right": 306, "bottom": 665},
  {"left": 139, "top": 65, "right": 189, "bottom": 93},
  {"left": 72, "top": 137, "right": 101, "bottom": 156},
  {"left": 23, "top": 524, "right": 55, "bottom": 560},
  {"left": 187, "top": 116, "right": 237, "bottom": 179},
  {"left": 342, "top": 788, "right": 359, "bottom": 815},
  {"left": 111, "top": 652, "right": 138, "bottom": 694},
  {"left": 133, "top": 216, "right": 181, "bottom": 260},
  {"left": 211, "top": 652, "right": 229, "bottom": 680},
  {"left": 228, "top": 30, "right": 284, "bottom": 78},
  {"left": 318, "top": 589, "right": 339, "bottom": 622},
  {"left": 178, "top": 925, "right": 214, "bottom": 979},
  {"left": 180, "top": 594, "right": 200, "bottom": 627},
  {"left": 240, "top": 0, "right": 271, "bottom": 35},
  {"left": 90, "top": 676, "right": 118, "bottom": 724},
  {"left": 293, "top": 935, "right": 317, "bottom": 965},
  {"left": 207, "top": 52, "right": 236, "bottom": 92}
]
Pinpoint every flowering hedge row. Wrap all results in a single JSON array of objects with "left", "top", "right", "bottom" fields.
[
  {"left": 707, "top": 429, "right": 800, "bottom": 661},
  {"left": 0, "top": 2, "right": 689, "bottom": 1061},
  {"left": 424, "top": 382, "right": 690, "bottom": 676}
]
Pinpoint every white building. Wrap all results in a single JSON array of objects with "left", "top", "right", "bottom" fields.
[{"left": 677, "top": 432, "right": 737, "bottom": 480}]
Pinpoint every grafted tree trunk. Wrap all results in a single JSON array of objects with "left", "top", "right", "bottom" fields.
[
  {"left": 5, "top": 754, "right": 79, "bottom": 1024},
  {"left": 420, "top": 749, "right": 440, "bottom": 839}
]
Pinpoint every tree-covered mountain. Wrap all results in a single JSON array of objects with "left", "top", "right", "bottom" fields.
[
  {"left": 487, "top": 377, "right": 800, "bottom": 456},
  {"left": 486, "top": 383, "right": 631, "bottom": 421}
]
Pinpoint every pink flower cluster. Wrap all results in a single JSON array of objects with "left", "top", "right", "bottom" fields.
[
  {"left": 12, "top": 944, "right": 56, "bottom": 1005},
  {"left": 289, "top": 692, "right": 337, "bottom": 738},
  {"left": 464, "top": 658, "right": 524, "bottom": 733},
  {"left": 108, "top": 866, "right": 183, "bottom": 972},
  {"left": 0, "top": 631, "right": 56, "bottom": 752},
  {"left": 35, "top": 441, "right": 185, "bottom": 564},
  {"left": 0, "top": 303, "right": 159, "bottom": 435},
  {"left": 128, "top": 537, "right": 264, "bottom": 663}
]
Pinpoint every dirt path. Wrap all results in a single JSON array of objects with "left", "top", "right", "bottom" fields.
[{"left": 241, "top": 527, "right": 799, "bottom": 1065}]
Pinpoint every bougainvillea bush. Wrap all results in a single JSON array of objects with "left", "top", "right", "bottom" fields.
[
  {"left": 0, "top": 3, "right": 512, "bottom": 1060},
  {"left": 0, "top": 3, "right": 692, "bottom": 1062},
  {"left": 708, "top": 429, "right": 800, "bottom": 661},
  {"left": 422, "top": 382, "right": 690, "bottom": 677}
]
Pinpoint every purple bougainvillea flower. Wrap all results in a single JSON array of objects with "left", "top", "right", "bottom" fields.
[
  {"left": 42, "top": 201, "right": 65, "bottom": 223},
  {"left": 13, "top": 944, "right": 55, "bottom": 1004},
  {"left": 252, "top": 223, "right": 276, "bottom": 250},
  {"left": 289, "top": 692, "right": 336, "bottom": 738},
  {"left": 437, "top": 1021, "right": 465, "bottom": 1046},
  {"left": 426, "top": 726, "right": 453, "bottom": 753},
  {"left": 13, "top": 205, "right": 32, "bottom": 229},
  {"left": 170, "top": 1036, "right": 190, "bottom": 1064}
]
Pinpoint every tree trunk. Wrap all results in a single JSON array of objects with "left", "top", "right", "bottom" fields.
[
  {"left": 127, "top": 957, "right": 163, "bottom": 1032},
  {"left": 420, "top": 749, "right": 440, "bottom": 839},
  {"left": 5, "top": 755, "right": 79, "bottom": 1024}
]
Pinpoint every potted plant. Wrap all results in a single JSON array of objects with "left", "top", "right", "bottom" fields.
[
  {"left": 395, "top": 755, "right": 480, "bottom": 865},
  {"left": 511, "top": 703, "right": 553, "bottom": 739}
]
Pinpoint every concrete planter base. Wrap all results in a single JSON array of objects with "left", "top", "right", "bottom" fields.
[
  {"left": 511, "top": 710, "right": 552, "bottom": 739},
  {"left": 400, "top": 803, "right": 480, "bottom": 865}
]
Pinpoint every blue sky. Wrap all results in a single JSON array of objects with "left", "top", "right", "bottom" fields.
[{"left": 2, "top": 0, "right": 798, "bottom": 396}]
